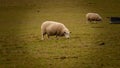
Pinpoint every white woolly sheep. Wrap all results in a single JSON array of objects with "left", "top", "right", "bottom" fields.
[
  {"left": 86, "top": 13, "right": 102, "bottom": 23},
  {"left": 41, "top": 21, "right": 70, "bottom": 40}
]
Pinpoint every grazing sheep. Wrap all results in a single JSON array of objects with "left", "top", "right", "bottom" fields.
[
  {"left": 86, "top": 13, "right": 102, "bottom": 23},
  {"left": 41, "top": 21, "right": 70, "bottom": 40}
]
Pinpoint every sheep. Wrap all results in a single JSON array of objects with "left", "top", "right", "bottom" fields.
[
  {"left": 41, "top": 21, "right": 70, "bottom": 40},
  {"left": 86, "top": 13, "right": 102, "bottom": 23}
]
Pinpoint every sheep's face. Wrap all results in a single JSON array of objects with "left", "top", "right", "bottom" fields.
[
  {"left": 96, "top": 18, "right": 102, "bottom": 21},
  {"left": 64, "top": 31, "right": 70, "bottom": 39}
]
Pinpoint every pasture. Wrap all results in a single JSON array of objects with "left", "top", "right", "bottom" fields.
[{"left": 0, "top": 0, "right": 120, "bottom": 68}]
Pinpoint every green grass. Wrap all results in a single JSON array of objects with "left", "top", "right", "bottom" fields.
[{"left": 0, "top": 0, "right": 120, "bottom": 68}]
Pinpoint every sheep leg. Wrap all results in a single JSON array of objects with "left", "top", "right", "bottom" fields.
[
  {"left": 56, "top": 35, "right": 59, "bottom": 40},
  {"left": 41, "top": 34, "right": 44, "bottom": 40},
  {"left": 41, "top": 32, "right": 46, "bottom": 40},
  {"left": 94, "top": 21, "right": 97, "bottom": 23},
  {"left": 47, "top": 34, "right": 50, "bottom": 40},
  {"left": 41, "top": 35, "right": 44, "bottom": 40}
]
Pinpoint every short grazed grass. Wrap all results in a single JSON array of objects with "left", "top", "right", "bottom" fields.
[{"left": 0, "top": 0, "right": 120, "bottom": 68}]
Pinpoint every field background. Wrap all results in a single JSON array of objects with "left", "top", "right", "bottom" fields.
[{"left": 0, "top": 0, "right": 120, "bottom": 68}]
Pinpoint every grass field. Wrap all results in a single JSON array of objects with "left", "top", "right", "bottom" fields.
[{"left": 0, "top": 0, "right": 120, "bottom": 68}]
